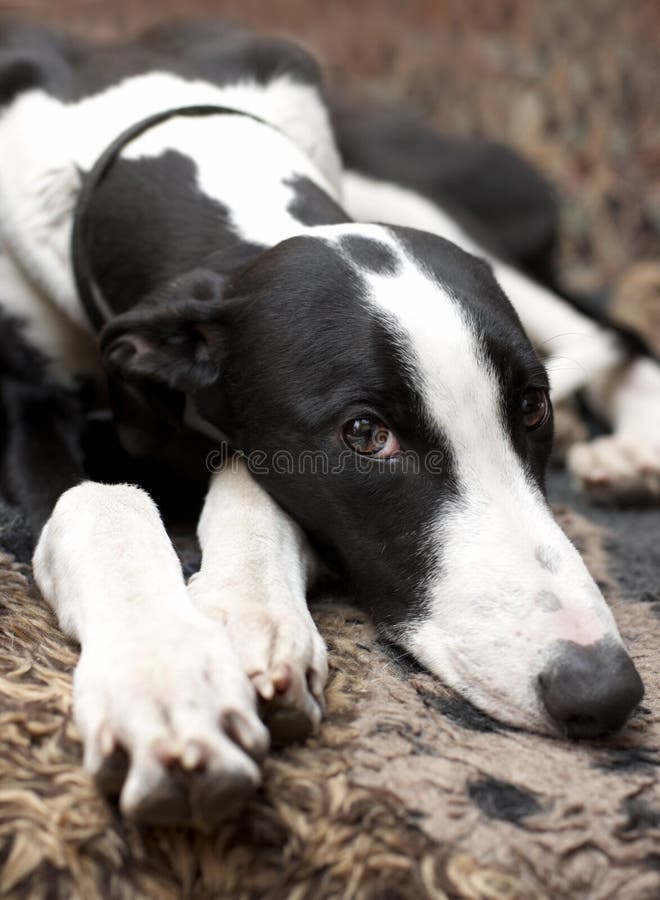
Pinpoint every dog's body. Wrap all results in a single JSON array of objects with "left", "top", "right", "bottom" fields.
[{"left": 0, "top": 19, "right": 657, "bottom": 828}]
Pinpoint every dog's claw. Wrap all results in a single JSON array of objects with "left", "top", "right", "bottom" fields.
[
  {"left": 189, "top": 577, "right": 329, "bottom": 747},
  {"left": 271, "top": 663, "right": 292, "bottom": 693}
]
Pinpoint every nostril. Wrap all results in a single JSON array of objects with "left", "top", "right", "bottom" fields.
[{"left": 538, "top": 639, "right": 644, "bottom": 739}]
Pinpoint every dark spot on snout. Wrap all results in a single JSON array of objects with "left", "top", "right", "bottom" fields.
[
  {"left": 536, "top": 590, "right": 561, "bottom": 612},
  {"left": 535, "top": 545, "right": 561, "bottom": 574},
  {"left": 468, "top": 777, "right": 543, "bottom": 825},
  {"left": 538, "top": 638, "right": 644, "bottom": 739},
  {"left": 339, "top": 235, "right": 401, "bottom": 276}
]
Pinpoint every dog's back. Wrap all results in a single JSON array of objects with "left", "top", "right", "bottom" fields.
[{"left": 0, "top": 20, "right": 344, "bottom": 386}]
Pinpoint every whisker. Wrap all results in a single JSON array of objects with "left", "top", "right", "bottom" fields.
[{"left": 537, "top": 331, "right": 602, "bottom": 346}]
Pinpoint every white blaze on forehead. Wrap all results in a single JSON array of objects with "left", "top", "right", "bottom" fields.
[{"left": 333, "top": 224, "right": 519, "bottom": 488}]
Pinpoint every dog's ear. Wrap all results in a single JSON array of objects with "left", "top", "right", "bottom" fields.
[{"left": 100, "top": 269, "right": 231, "bottom": 393}]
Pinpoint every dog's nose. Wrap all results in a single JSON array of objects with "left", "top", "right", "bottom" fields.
[{"left": 538, "top": 639, "right": 644, "bottom": 738}]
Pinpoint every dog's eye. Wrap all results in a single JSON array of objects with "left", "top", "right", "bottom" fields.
[
  {"left": 522, "top": 388, "right": 550, "bottom": 430},
  {"left": 342, "top": 417, "right": 400, "bottom": 457}
]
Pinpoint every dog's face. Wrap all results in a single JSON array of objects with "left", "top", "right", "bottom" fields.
[{"left": 103, "top": 223, "right": 643, "bottom": 735}]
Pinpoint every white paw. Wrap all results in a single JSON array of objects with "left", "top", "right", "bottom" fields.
[
  {"left": 567, "top": 432, "right": 660, "bottom": 504},
  {"left": 74, "top": 612, "right": 269, "bottom": 830},
  {"left": 189, "top": 576, "right": 328, "bottom": 744}
]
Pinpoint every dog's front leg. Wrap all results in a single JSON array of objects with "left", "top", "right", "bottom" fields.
[
  {"left": 188, "top": 458, "right": 328, "bottom": 744},
  {"left": 33, "top": 481, "right": 268, "bottom": 829}
]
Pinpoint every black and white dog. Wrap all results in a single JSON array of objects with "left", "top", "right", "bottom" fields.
[{"left": 0, "top": 18, "right": 657, "bottom": 828}]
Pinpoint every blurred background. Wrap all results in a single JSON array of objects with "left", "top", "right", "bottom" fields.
[{"left": 5, "top": 0, "right": 659, "bottom": 303}]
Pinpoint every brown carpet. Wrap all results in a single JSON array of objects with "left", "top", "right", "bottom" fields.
[{"left": 1, "top": 1, "right": 660, "bottom": 898}]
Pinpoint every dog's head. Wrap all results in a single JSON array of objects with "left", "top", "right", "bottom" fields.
[{"left": 101, "top": 223, "right": 643, "bottom": 737}]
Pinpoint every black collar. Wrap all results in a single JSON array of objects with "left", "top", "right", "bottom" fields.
[{"left": 71, "top": 104, "right": 268, "bottom": 331}]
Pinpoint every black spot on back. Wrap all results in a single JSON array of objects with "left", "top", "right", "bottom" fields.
[
  {"left": 83, "top": 150, "right": 265, "bottom": 316},
  {"left": 285, "top": 175, "right": 346, "bottom": 227},
  {"left": 468, "top": 777, "right": 543, "bottom": 825},
  {"left": 340, "top": 235, "right": 401, "bottom": 276}
]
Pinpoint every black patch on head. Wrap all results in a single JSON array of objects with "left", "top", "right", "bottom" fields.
[
  {"left": 595, "top": 748, "right": 659, "bottom": 774},
  {"left": 83, "top": 150, "right": 265, "bottom": 317},
  {"left": 194, "top": 235, "right": 460, "bottom": 633},
  {"left": 621, "top": 796, "right": 660, "bottom": 832},
  {"left": 339, "top": 235, "right": 401, "bottom": 276},
  {"left": 285, "top": 175, "right": 347, "bottom": 227},
  {"left": 417, "top": 691, "right": 512, "bottom": 733},
  {"left": 468, "top": 777, "right": 543, "bottom": 825}
]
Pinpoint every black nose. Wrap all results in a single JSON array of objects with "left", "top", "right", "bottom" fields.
[{"left": 538, "top": 639, "right": 644, "bottom": 738}]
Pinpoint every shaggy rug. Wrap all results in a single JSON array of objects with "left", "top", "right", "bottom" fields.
[
  {"left": 1, "top": 1, "right": 659, "bottom": 898},
  {"left": 0, "top": 506, "right": 659, "bottom": 899}
]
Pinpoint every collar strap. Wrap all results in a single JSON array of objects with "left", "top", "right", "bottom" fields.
[{"left": 72, "top": 104, "right": 269, "bottom": 331}]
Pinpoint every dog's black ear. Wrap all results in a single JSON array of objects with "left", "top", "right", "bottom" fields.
[{"left": 100, "top": 270, "right": 231, "bottom": 393}]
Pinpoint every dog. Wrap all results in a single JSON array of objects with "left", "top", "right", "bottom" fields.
[{"left": 0, "top": 18, "right": 657, "bottom": 829}]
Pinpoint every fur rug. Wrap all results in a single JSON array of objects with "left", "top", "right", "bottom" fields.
[
  {"left": 1, "top": 1, "right": 660, "bottom": 897},
  {"left": 0, "top": 508, "right": 658, "bottom": 899}
]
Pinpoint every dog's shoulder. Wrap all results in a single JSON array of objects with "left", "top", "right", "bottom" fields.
[{"left": 0, "top": 19, "right": 341, "bottom": 334}]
